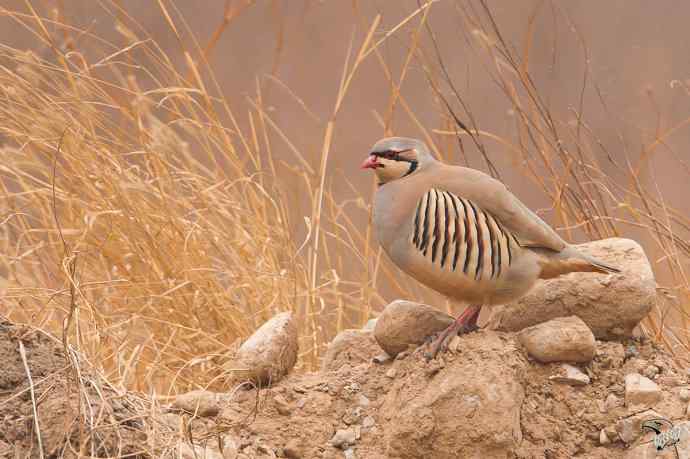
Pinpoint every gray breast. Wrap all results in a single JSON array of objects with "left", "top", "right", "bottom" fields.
[{"left": 411, "top": 188, "right": 519, "bottom": 282}]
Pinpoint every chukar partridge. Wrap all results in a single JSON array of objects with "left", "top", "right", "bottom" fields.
[{"left": 361, "top": 137, "right": 619, "bottom": 359}]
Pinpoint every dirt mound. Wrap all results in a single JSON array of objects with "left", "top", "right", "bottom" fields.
[
  {"left": 171, "top": 329, "right": 690, "bottom": 458},
  {"left": 0, "top": 319, "right": 157, "bottom": 458},
  {"left": 4, "top": 315, "right": 690, "bottom": 458}
]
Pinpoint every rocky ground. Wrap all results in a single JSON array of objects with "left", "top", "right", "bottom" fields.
[
  {"left": 3, "top": 312, "right": 690, "bottom": 459},
  {"left": 3, "top": 238, "right": 688, "bottom": 458}
]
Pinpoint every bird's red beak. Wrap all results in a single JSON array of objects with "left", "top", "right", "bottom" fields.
[{"left": 360, "top": 155, "right": 380, "bottom": 170}]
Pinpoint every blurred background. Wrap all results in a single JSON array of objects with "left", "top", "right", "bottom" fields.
[{"left": 1, "top": 0, "right": 689, "bottom": 392}]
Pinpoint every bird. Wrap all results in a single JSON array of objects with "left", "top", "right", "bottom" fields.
[{"left": 361, "top": 136, "right": 620, "bottom": 359}]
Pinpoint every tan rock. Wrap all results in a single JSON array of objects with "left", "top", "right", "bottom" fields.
[
  {"left": 374, "top": 300, "right": 453, "bottom": 356},
  {"left": 625, "top": 373, "right": 662, "bottom": 408},
  {"left": 489, "top": 238, "right": 655, "bottom": 339},
  {"left": 178, "top": 442, "right": 224, "bottom": 459},
  {"left": 225, "top": 312, "right": 298, "bottom": 386},
  {"left": 549, "top": 364, "right": 590, "bottom": 386},
  {"left": 172, "top": 390, "right": 224, "bottom": 417},
  {"left": 518, "top": 316, "right": 595, "bottom": 363},
  {"left": 321, "top": 329, "right": 380, "bottom": 372}
]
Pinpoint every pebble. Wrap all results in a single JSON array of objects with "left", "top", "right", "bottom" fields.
[
  {"left": 362, "top": 416, "right": 376, "bottom": 429},
  {"left": 599, "top": 429, "right": 610, "bottom": 445},
  {"left": 605, "top": 393, "right": 620, "bottom": 411},
  {"left": 344, "top": 449, "right": 357, "bottom": 459},
  {"left": 372, "top": 353, "right": 392, "bottom": 364},
  {"left": 273, "top": 394, "right": 291, "bottom": 416},
  {"left": 624, "top": 373, "right": 662, "bottom": 408},
  {"left": 357, "top": 394, "right": 370, "bottom": 407},
  {"left": 680, "top": 388, "right": 690, "bottom": 402},
  {"left": 172, "top": 390, "right": 223, "bottom": 417},
  {"left": 331, "top": 428, "right": 357, "bottom": 449},
  {"left": 549, "top": 364, "right": 590, "bottom": 386},
  {"left": 642, "top": 364, "right": 660, "bottom": 380},
  {"left": 385, "top": 368, "right": 397, "bottom": 379}
]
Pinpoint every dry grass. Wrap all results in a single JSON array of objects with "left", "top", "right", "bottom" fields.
[{"left": 1, "top": 0, "right": 689, "bottom": 415}]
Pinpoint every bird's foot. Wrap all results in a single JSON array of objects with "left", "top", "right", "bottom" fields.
[{"left": 423, "top": 320, "right": 479, "bottom": 361}]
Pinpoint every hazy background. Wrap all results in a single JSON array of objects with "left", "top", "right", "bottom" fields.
[{"left": 3, "top": 1, "right": 689, "bottom": 219}]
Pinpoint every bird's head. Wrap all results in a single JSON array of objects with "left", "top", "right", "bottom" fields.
[{"left": 361, "top": 137, "right": 436, "bottom": 185}]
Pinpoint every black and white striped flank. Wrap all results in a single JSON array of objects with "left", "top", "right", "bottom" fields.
[{"left": 411, "top": 188, "right": 519, "bottom": 280}]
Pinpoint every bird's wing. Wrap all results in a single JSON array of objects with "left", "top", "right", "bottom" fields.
[{"left": 436, "top": 165, "right": 566, "bottom": 252}]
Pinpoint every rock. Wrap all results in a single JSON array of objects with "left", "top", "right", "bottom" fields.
[
  {"left": 362, "top": 416, "right": 376, "bottom": 429},
  {"left": 605, "top": 393, "right": 620, "bottom": 411},
  {"left": 331, "top": 428, "right": 357, "bottom": 449},
  {"left": 374, "top": 300, "right": 453, "bottom": 356},
  {"left": 599, "top": 429, "right": 610, "bottom": 445},
  {"left": 357, "top": 394, "right": 370, "bottom": 407},
  {"left": 382, "top": 331, "right": 524, "bottom": 458},
  {"left": 178, "top": 442, "right": 224, "bottom": 459},
  {"left": 172, "top": 390, "right": 223, "bottom": 417},
  {"left": 225, "top": 312, "right": 298, "bottom": 386},
  {"left": 642, "top": 365, "right": 660, "bottom": 380},
  {"left": 489, "top": 238, "right": 655, "bottom": 339},
  {"left": 344, "top": 449, "right": 357, "bottom": 459},
  {"left": 616, "top": 409, "right": 662, "bottom": 443},
  {"left": 625, "top": 373, "right": 662, "bottom": 408},
  {"left": 680, "top": 388, "right": 690, "bottom": 402},
  {"left": 321, "top": 329, "right": 380, "bottom": 372},
  {"left": 273, "top": 393, "right": 291, "bottom": 415},
  {"left": 283, "top": 438, "right": 302, "bottom": 458},
  {"left": 549, "top": 364, "right": 590, "bottom": 386},
  {"left": 372, "top": 353, "right": 392, "bottom": 364},
  {"left": 518, "top": 316, "right": 596, "bottom": 363},
  {"left": 385, "top": 368, "right": 397, "bottom": 379}
]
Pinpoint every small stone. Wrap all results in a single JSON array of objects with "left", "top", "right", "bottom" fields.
[
  {"left": 343, "top": 407, "right": 363, "bottom": 425},
  {"left": 357, "top": 394, "right": 370, "bottom": 407},
  {"left": 447, "top": 335, "right": 462, "bottom": 353},
  {"left": 283, "top": 438, "right": 302, "bottom": 458},
  {"left": 395, "top": 351, "right": 410, "bottom": 360},
  {"left": 518, "top": 316, "right": 596, "bottom": 363},
  {"left": 362, "top": 416, "right": 376, "bottom": 429},
  {"left": 295, "top": 398, "right": 306, "bottom": 409},
  {"left": 549, "top": 364, "right": 590, "bottom": 386},
  {"left": 331, "top": 428, "right": 357, "bottom": 449},
  {"left": 344, "top": 449, "right": 357, "bottom": 459},
  {"left": 642, "top": 365, "right": 660, "bottom": 380},
  {"left": 273, "top": 394, "right": 291, "bottom": 416},
  {"left": 680, "top": 388, "right": 690, "bottom": 402},
  {"left": 624, "top": 373, "right": 662, "bottom": 408},
  {"left": 172, "top": 390, "right": 223, "bottom": 417},
  {"left": 605, "top": 393, "right": 620, "bottom": 411},
  {"left": 374, "top": 300, "right": 454, "bottom": 356},
  {"left": 385, "top": 368, "right": 397, "bottom": 379},
  {"left": 372, "top": 353, "right": 392, "bottom": 364},
  {"left": 599, "top": 429, "right": 610, "bottom": 445}
]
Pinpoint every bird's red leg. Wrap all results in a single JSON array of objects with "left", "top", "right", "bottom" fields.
[{"left": 424, "top": 305, "right": 482, "bottom": 361}]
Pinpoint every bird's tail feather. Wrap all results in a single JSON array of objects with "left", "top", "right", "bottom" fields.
[{"left": 535, "top": 245, "right": 621, "bottom": 279}]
